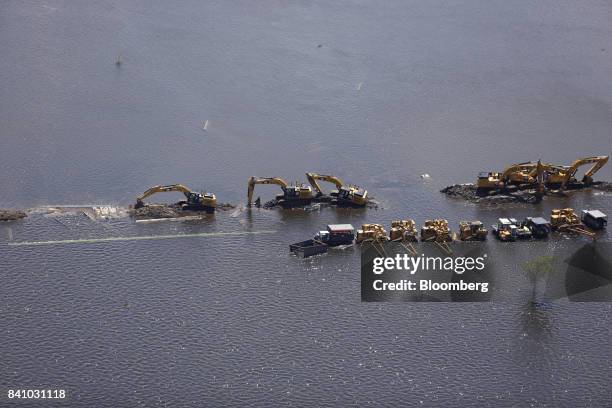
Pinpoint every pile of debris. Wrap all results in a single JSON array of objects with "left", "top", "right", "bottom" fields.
[
  {"left": 0, "top": 209, "right": 27, "bottom": 221},
  {"left": 443, "top": 181, "right": 612, "bottom": 205},
  {"left": 130, "top": 202, "right": 236, "bottom": 219},
  {"left": 130, "top": 204, "right": 182, "bottom": 219},
  {"left": 441, "top": 184, "right": 541, "bottom": 204},
  {"left": 258, "top": 197, "right": 379, "bottom": 210}
]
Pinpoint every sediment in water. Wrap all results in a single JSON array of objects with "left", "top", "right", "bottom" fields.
[
  {"left": 257, "top": 196, "right": 379, "bottom": 210},
  {"left": 0, "top": 209, "right": 27, "bottom": 221},
  {"left": 130, "top": 202, "right": 236, "bottom": 219}
]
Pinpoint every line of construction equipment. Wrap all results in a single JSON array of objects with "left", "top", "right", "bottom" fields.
[
  {"left": 290, "top": 208, "right": 607, "bottom": 257},
  {"left": 129, "top": 156, "right": 607, "bottom": 214},
  {"left": 131, "top": 172, "right": 370, "bottom": 214}
]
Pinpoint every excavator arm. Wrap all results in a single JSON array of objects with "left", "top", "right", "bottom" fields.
[
  {"left": 305, "top": 173, "right": 344, "bottom": 195},
  {"left": 567, "top": 156, "right": 609, "bottom": 186},
  {"left": 136, "top": 184, "right": 194, "bottom": 207},
  {"left": 247, "top": 177, "right": 288, "bottom": 207},
  {"left": 546, "top": 156, "right": 610, "bottom": 189}
]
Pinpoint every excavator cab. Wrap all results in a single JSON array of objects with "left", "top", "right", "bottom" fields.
[
  {"left": 305, "top": 172, "right": 368, "bottom": 207},
  {"left": 135, "top": 184, "right": 216, "bottom": 213},
  {"left": 185, "top": 191, "right": 216, "bottom": 210},
  {"left": 284, "top": 184, "right": 313, "bottom": 199},
  {"left": 336, "top": 186, "right": 367, "bottom": 206},
  {"left": 247, "top": 177, "right": 313, "bottom": 207},
  {"left": 337, "top": 187, "right": 350, "bottom": 201},
  {"left": 477, "top": 172, "right": 501, "bottom": 190}
]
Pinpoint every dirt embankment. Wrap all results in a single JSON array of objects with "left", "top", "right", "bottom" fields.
[
  {"left": 440, "top": 184, "right": 541, "bottom": 204},
  {"left": 130, "top": 202, "right": 236, "bottom": 219},
  {"left": 258, "top": 197, "right": 379, "bottom": 210},
  {"left": 0, "top": 209, "right": 27, "bottom": 221},
  {"left": 441, "top": 181, "right": 612, "bottom": 205}
]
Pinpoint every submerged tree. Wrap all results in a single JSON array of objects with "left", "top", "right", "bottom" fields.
[{"left": 522, "top": 255, "right": 556, "bottom": 305}]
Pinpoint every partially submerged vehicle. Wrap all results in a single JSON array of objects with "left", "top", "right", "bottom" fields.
[
  {"left": 420, "top": 219, "right": 453, "bottom": 242},
  {"left": 549, "top": 208, "right": 596, "bottom": 238},
  {"left": 522, "top": 217, "right": 551, "bottom": 238},
  {"left": 314, "top": 224, "right": 355, "bottom": 246},
  {"left": 581, "top": 210, "right": 607, "bottom": 230},
  {"left": 289, "top": 240, "right": 328, "bottom": 258},
  {"left": 290, "top": 224, "right": 355, "bottom": 258},
  {"left": 458, "top": 220, "right": 488, "bottom": 241},
  {"left": 389, "top": 219, "right": 418, "bottom": 242},
  {"left": 492, "top": 218, "right": 518, "bottom": 241},
  {"left": 356, "top": 224, "right": 389, "bottom": 244}
]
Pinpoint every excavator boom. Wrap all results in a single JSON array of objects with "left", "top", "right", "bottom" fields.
[
  {"left": 135, "top": 184, "right": 216, "bottom": 211},
  {"left": 247, "top": 177, "right": 288, "bottom": 207},
  {"left": 567, "top": 156, "right": 609, "bottom": 186},
  {"left": 305, "top": 173, "right": 344, "bottom": 195}
]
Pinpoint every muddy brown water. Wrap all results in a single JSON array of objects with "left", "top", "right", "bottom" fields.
[{"left": 1, "top": 1, "right": 612, "bottom": 406}]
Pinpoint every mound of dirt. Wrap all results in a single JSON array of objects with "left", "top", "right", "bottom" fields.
[
  {"left": 258, "top": 196, "right": 379, "bottom": 210},
  {"left": 130, "top": 204, "right": 182, "bottom": 218},
  {"left": 130, "top": 202, "right": 236, "bottom": 218},
  {"left": 443, "top": 180, "right": 612, "bottom": 205},
  {"left": 0, "top": 209, "right": 27, "bottom": 221},
  {"left": 215, "top": 202, "right": 237, "bottom": 211},
  {"left": 440, "top": 184, "right": 481, "bottom": 201},
  {"left": 441, "top": 184, "right": 541, "bottom": 204}
]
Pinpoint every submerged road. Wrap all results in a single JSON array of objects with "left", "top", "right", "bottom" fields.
[{"left": 7, "top": 230, "right": 277, "bottom": 247}]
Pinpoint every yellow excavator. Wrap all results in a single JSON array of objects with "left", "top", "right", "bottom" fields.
[
  {"left": 477, "top": 156, "right": 608, "bottom": 190},
  {"left": 135, "top": 184, "right": 217, "bottom": 213},
  {"left": 543, "top": 156, "right": 608, "bottom": 188},
  {"left": 305, "top": 172, "right": 368, "bottom": 207},
  {"left": 247, "top": 177, "right": 313, "bottom": 207},
  {"left": 477, "top": 162, "right": 540, "bottom": 190}
]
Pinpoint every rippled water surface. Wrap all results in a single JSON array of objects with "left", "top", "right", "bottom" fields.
[{"left": 2, "top": 1, "right": 612, "bottom": 406}]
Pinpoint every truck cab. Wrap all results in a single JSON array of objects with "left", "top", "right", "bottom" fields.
[
  {"left": 315, "top": 224, "right": 355, "bottom": 246},
  {"left": 522, "top": 217, "right": 551, "bottom": 238},
  {"left": 509, "top": 217, "right": 532, "bottom": 239},
  {"left": 493, "top": 218, "right": 517, "bottom": 241}
]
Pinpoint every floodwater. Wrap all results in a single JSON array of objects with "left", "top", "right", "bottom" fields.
[{"left": 1, "top": 1, "right": 612, "bottom": 406}]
